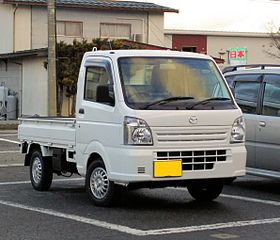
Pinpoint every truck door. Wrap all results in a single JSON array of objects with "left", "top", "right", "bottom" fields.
[{"left": 75, "top": 58, "right": 119, "bottom": 173}]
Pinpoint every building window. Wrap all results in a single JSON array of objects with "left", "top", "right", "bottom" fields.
[
  {"left": 100, "top": 23, "right": 131, "bottom": 39},
  {"left": 182, "top": 46, "right": 197, "bottom": 53},
  {"left": 57, "top": 21, "right": 83, "bottom": 37}
]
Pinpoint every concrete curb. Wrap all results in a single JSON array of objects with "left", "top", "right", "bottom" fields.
[{"left": 0, "top": 121, "right": 19, "bottom": 130}]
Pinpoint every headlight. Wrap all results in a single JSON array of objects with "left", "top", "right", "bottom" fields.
[
  {"left": 230, "top": 116, "right": 245, "bottom": 143},
  {"left": 124, "top": 116, "right": 153, "bottom": 145}
]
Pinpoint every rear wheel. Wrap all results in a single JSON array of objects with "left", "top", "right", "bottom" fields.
[
  {"left": 187, "top": 180, "right": 224, "bottom": 201},
  {"left": 30, "top": 150, "right": 53, "bottom": 191},
  {"left": 86, "top": 159, "right": 116, "bottom": 207}
]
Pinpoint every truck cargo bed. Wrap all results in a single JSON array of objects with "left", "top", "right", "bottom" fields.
[{"left": 18, "top": 117, "right": 76, "bottom": 149}]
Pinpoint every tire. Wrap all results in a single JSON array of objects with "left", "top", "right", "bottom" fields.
[
  {"left": 187, "top": 180, "right": 224, "bottom": 201},
  {"left": 86, "top": 159, "right": 116, "bottom": 207},
  {"left": 224, "top": 177, "right": 236, "bottom": 185},
  {"left": 30, "top": 150, "right": 53, "bottom": 191}
]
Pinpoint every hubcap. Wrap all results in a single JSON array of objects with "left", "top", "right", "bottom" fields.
[
  {"left": 32, "top": 157, "right": 42, "bottom": 184},
  {"left": 90, "top": 167, "right": 109, "bottom": 199}
]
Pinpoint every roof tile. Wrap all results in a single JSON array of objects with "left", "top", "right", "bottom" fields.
[{"left": 3, "top": 0, "right": 178, "bottom": 13}]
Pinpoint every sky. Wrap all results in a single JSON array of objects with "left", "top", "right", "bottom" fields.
[{"left": 140, "top": 0, "right": 280, "bottom": 33}]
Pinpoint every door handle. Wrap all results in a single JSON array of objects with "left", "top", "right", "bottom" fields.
[
  {"left": 79, "top": 108, "right": 85, "bottom": 114},
  {"left": 259, "top": 121, "right": 266, "bottom": 127}
]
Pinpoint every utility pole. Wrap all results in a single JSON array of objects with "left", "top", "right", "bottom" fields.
[{"left": 47, "top": 0, "right": 57, "bottom": 116}]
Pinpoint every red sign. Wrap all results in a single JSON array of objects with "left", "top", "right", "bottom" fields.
[
  {"left": 229, "top": 51, "right": 237, "bottom": 59},
  {"left": 237, "top": 50, "right": 245, "bottom": 58},
  {"left": 229, "top": 48, "right": 247, "bottom": 61}
]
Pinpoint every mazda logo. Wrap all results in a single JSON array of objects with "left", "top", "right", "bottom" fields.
[{"left": 188, "top": 116, "right": 198, "bottom": 124}]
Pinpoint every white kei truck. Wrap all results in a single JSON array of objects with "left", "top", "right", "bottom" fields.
[{"left": 18, "top": 50, "right": 246, "bottom": 206}]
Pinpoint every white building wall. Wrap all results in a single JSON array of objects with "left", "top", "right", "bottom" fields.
[
  {"left": 164, "top": 33, "right": 173, "bottom": 49},
  {"left": 59, "top": 9, "right": 148, "bottom": 43},
  {"left": 207, "top": 35, "right": 279, "bottom": 65},
  {"left": 31, "top": 7, "right": 48, "bottom": 49},
  {"left": 0, "top": 3, "right": 13, "bottom": 53},
  {"left": 30, "top": 7, "right": 165, "bottom": 48},
  {"left": 22, "top": 57, "right": 48, "bottom": 116},
  {"left": 15, "top": 6, "right": 31, "bottom": 51},
  {"left": 148, "top": 13, "right": 164, "bottom": 46}
]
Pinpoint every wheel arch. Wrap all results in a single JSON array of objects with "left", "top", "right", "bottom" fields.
[
  {"left": 24, "top": 143, "right": 53, "bottom": 166},
  {"left": 84, "top": 141, "right": 112, "bottom": 174},
  {"left": 87, "top": 152, "right": 103, "bottom": 170},
  {"left": 24, "top": 143, "right": 40, "bottom": 166}
]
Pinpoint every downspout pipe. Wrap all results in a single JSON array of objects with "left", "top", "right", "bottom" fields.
[
  {"left": 146, "top": 12, "right": 149, "bottom": 44},
  {"left": 13, "top": 4, "right": 19, "bottom": 52}
]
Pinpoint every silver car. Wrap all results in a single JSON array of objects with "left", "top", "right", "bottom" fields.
[{"left": 223, "top": 64, "right": 280, "bottom": 179}]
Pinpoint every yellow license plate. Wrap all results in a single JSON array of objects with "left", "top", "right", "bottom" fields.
[{"left": 154, "top": 160, "right": 182, "bottom": 178}]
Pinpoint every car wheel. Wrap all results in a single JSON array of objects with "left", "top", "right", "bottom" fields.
[
  {"left": 187, "top": 180, "right": 224, "bottom": 201},
  {"left": 30, "top": 150, "right": 53, "bottom": 191},
  {"left": 86, "top": 159, "right": 116, "bottom": 207}
]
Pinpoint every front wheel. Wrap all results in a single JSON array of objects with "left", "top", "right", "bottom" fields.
[
  {"left": 30, "top": 150, "right": 53, "bottom": 191},
  {"left": 187, "top": 180, "right": 224, "bottom": 201},
  {"left": 86, "top": 159, "right": 116, "bottom": 207}
]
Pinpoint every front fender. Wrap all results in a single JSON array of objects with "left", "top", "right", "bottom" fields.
[{"left": 84, "top": 141, "right": 112, "bottom": 176}]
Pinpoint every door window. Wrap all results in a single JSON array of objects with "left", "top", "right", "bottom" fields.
[
  {"left": 84, "top": 66, "right": 114, "bottom": 105},
  {"left": 234, "top": 81, "right": 261, "bottom": 114},
  {"left": 262, "top": 75, "right": 280, "bottom": 117}
]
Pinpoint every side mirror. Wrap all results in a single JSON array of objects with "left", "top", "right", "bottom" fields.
[{"left": 96, "top": 85, "right": 115, "bottom": 106}]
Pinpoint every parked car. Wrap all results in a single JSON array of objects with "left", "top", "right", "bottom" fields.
[{"left": 223, "top": 64, "right": 280, "bottom": 179}]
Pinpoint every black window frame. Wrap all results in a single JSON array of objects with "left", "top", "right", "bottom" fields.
[
  {"left": 83, "top": 59, "right": 115, "bottom": 107},
  {"left": 226, "top": 73, "right": 264, "bottom": 115}
]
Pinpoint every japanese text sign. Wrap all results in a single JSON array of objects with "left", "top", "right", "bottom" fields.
[{"left": 228, "top": 47, "right": 247, "bottom": 65}]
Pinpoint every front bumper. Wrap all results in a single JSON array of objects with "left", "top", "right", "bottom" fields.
[{"left": 106, "top": 144, "right": 246, "bottom": 184}]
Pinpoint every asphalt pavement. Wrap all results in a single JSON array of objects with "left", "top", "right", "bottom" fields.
[
  {"left": 0, "top": 130, "right": 22, "bottom": 166},
  {"left": 1, "top": 130, "right": 280, "bottom": 240}
]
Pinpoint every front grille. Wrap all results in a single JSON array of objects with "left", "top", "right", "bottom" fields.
[
  {"left": 156, "top": 149, "right": 229, "bottom": 171},
  {"left": 156, "top": 130, "right": 228, "bottom": 143}
]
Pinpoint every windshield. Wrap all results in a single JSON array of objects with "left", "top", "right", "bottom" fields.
[{"left": 118, "top": 57, "right": 235, "bottom": 110}]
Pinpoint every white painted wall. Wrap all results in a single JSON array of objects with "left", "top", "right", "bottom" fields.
[
  {"left": 164, "top": 33, "right": 173, "bottom": 49},
  {"left": 30, "top": 7, "right": 165, "bottom": 48},
  {"left": 22, "top": 57, "right": 48, "bottom": 116},
  {"left": 148, "top": 13, "right": 164, "bottom": 46},
  {"left": 15, "top": 6, "right": 31, "bottom": 51},
  {"left": 31, "top": 7, "right": 48, "bottom": 49},
  {"left": 207, "top": 35, "right": 280, "bottom": 65},
  {"left": 0, "top": 3, "right": 13, "bottom": 53}
]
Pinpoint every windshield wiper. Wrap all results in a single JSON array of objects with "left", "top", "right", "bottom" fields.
[
  {"left": 142, "top": 96, "right": 194, "bottom": 109},
  {"left": 188, "top": 97, "right": 231, "bottom": 110}
]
